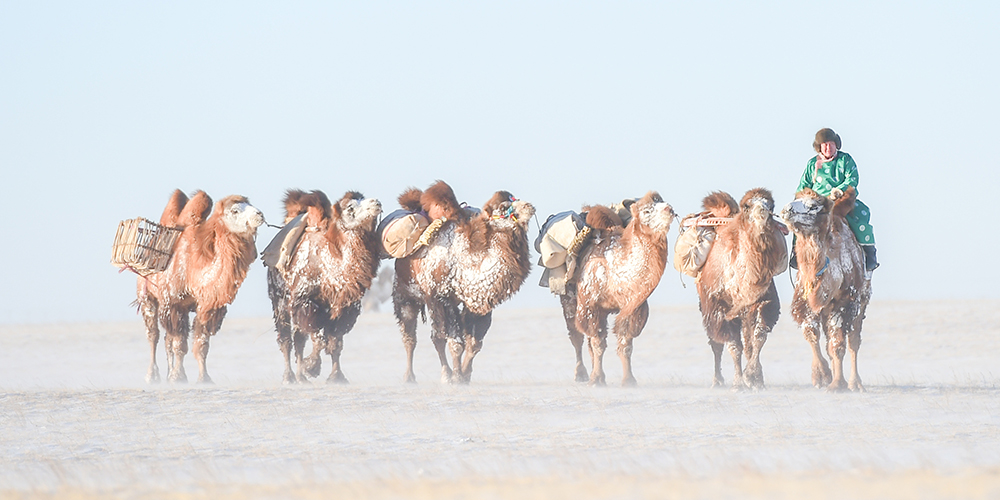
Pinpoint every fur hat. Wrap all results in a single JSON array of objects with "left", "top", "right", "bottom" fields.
[{"left": 812, "top": 128, "right": 841, "bottom": 152}]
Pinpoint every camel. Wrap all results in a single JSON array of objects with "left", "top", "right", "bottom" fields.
[
  {"left": 554, "top": 192, "right": 676, "bottom": 386},
  {"left": 781, "top": 187, "right": 870, "bottom": 392},
  {"left": 393, "top": 181, "right": 534, "bottom": 384},
  {"left": 696, "top": 189, "right": 787, "bottom": 390},
  {"left": 266, "top": 190, "right": 382, "bottom": 384},
  {"left": 137, "top": 189, "right": 264, "bottom": 383}
]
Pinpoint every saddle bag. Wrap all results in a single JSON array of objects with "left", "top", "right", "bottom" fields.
[
  {"left": 535, "top": 211, "right": 588, "bottom": 294},
  {"left": 377, "top": 209, "right": 431, "bottom": 259},
  {"left": 673, "top": 222, "right": 717, "bottom": 278}
]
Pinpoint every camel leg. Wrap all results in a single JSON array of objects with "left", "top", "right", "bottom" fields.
[
  {"left": 800, "top": 316, "right": 832, "bottom": 388},
  {"left": 167, "top": 333, "right": 189, "bottom": 383},
  {"left": 826, "top": 319, "right": 848, "bottom": 392},
  {"left": 709, "top": 340, "right": 725, "bottom": 388},
  {"left": 742, "top": 298, "right": 777, "bottom": 390},
  {"left": 560, "top": 293, "right": 589, "bottom": 382},
  {"left": 448, "top": 337, "right": 466, "bottom": 384},
  {"left": 587, "top": 334, "right": 608, "bottom": 386},
  {"left": 727, "top": 340, "right": 745, "bottom": 390},
  {"left": 427, "top": 302, "right": 460, "bottom": 384},
  {"left": 324, "top": 302, "right": 361, "bottom": 384},
  {"left": 397, "top": 308, "right": 419, "bottom": 384},
  {"left": 301, "top": 332, "right": 325, "bottom": 380},
  {"left": 847, "top": 328, "right": 864, "bottom": 392},
  {"left": 613, "top": 302, "right": 649, "bottom": 387},
  {"left": 578, "top": 308, "right": 609, "bottom": 386},
  {"left": 140, "top": 298, "right": 161, "bottom": 384},
  {"left": 273, "top": 308, "right": 296, "bottom": 384},
  {"left": 192, "top": 306, "right": 226, "bottom": 384},
  {"left": 162, "top": 309, "right": 190, "bottom": 383},
  {"left": 277, "top": 332, "right": 294, "bottom": 384},
  {"left": 325, "top": 335, "right": 348, "bottom": 384},
  {"left": 432, "top": 335, "right": 453, "bottom": 383},
  {"left": 459, "top": 311, "right": 491, "bottom": 383},
  {"left": 292, "top": 331, "right": 311, "bottom": 383}
]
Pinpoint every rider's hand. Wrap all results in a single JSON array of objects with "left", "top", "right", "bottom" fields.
[{"left": 829, "top": 188, "right": 844, "bottom": 200}]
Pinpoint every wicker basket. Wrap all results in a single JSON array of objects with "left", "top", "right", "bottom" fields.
[{"left": 111, "top": 218, "right": 182, "bottom": 275}]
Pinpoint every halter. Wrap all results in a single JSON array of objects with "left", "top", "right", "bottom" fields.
[{"left": 491, "top": 195, "right": 519, "bottom": 221}]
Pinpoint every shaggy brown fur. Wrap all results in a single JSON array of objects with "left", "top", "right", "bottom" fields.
[
  {"left": 558, "top": 192, "right": 676, "bottom": 386},
  {"left": 582, "top": 205, "right": 623, "bottom": 230},
  {"left": 421, "top": 180, "right": 469, "bottom": 222},
  {"left": 267, "top": 189, "right": 382, "bottom": 384},
  {"left": 398, "top": 187, "right": 423, "bottom": 213},
  {"left": 784, "top": 187, "right": 870, "bottom": 392},
  {"left": 696, "top": 188, "right": 787, "bottom": 390},
  {"left": 702, "top": 191, "right": 739, "bottom": 218},
  {"left": 393, "top": 182, "right": 535, "bottom": 384},
  {"left": 137, "top": 190, "right": 264, "bottom": 383}
]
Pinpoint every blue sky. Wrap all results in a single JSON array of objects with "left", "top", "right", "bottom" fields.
[{"left": 1, "top": 2, "right": 997, "bottom": 324}]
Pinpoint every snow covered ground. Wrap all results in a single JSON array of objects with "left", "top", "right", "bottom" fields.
[{"left": 1, "top": 300, "right": 999, "bottom": 499}]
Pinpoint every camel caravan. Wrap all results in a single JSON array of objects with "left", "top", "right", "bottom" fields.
[{"left": 113, "top": 164, "right": 873, "bottom": 392}]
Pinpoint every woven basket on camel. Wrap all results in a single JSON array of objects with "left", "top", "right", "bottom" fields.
[{"left": 111, "top": 218, "right": 181, "bottom": 275}]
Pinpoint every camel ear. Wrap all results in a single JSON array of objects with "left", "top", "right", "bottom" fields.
[{"left": 832, "top": 186, "right": 857, "bottom": 218}]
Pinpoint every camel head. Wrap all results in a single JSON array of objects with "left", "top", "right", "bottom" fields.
[
  {"left": 334, "top": 191, "right": 382, "bottom": 232},
  {"left": 780, "top": 189, "right": 831, "bottom": 237},
  {"left": 739, "top": 188, "right": 777, "bottom": 230},
  {"left": 630, "top": 191, "right": 676, "bottom": 236},
  {"left": 218, "top": 195, "right": 265, "bottom": 236},
  {"left": 482, "top": 190, "right": 535, "bottom": 229}
]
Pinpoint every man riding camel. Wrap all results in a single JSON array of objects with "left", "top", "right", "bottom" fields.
[{"left": 791, "top": 128, "right": 879, "bottom": 272}]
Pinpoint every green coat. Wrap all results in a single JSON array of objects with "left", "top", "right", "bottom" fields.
[{"left": 797, "top": 151, "right": 875, "bottom": 245}]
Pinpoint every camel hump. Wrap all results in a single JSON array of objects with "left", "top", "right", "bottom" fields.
[
  {"left": 421, "top": 180, "right": 466, "bottom": 221},
  {"left": 283, "top": 190, "right": 331, "bottom": 222},
  {"left": 584, "top": 205, "right": 623, "bottom": 230},
  {"left": 702, "top": 191, "right": 738, "bottom": 218},
  {"left": 179, "top": 190, "right": 212, "bottom": 226},
  {"left": 398, "top": 187, "right": 423, "bottom": 212},
  {"left": 832, "top": 186, "right": 857, "bottom": 218},
  {"left": 160, "top": 189, "right": 189, "bottom": 227}
]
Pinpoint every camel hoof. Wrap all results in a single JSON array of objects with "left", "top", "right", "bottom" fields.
[
  {"left": 711, "top": 376, "right": 725, "bottom": 388},
  {"left": 440, "top": 368, "right": 453, "bottom": 384},
  {"left": 849, "top": 381, "right": 865, "bottom": 393},
  {"left": 404, "top": 372, "right": 417, "bottom": 384},
  {"left": 575, "top": 366, "right": 589, "bottom": 383},
  {"left": 327, "top": 373, "right": 349, "bottom": 384},
  {"left": 621, "top": 377, "right": 638, "bottom": 388},
  {"left": 146, "top": 370, "right": 161, "bottom": 384},
  {"left": 303, "top": 358, "right": 322, "bottom": 378},
  {"left": 282, "top": 373, "right": 296, "bottom": 385},
  {"left": 588, "top": 378, "right": 607, "bottom": 387},
  {"left": 826, "top": 381, "right": 848, "bottom": 393},
  {"left": 197, "top": 375, "right": 214, "bottom": 385}
]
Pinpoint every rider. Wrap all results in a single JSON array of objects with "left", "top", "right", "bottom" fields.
[{"left": 791, "top": 128, "right": 878, "bottom": 272}]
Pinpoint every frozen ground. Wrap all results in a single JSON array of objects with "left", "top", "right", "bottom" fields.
[{"left": 1, "top": 300, "right": 999, "bottom": 499}]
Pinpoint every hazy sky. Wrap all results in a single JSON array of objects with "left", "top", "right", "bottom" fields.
[{"left": 1, "top": 2, "right": 997, "bottom": 324}]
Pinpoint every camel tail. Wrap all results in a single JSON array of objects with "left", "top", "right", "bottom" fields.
[{"left": 702, "top": 191, "right": 738, "bottom": 218}]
